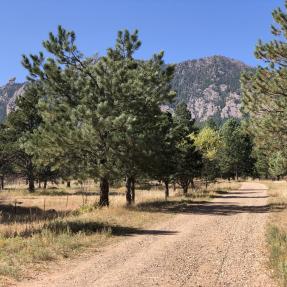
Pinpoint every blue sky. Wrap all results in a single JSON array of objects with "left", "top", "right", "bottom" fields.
[{"left": 0, "top": 0, "right": 284, "bottom": 85}]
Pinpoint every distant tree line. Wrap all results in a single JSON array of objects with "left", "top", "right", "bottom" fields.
[{"left": 0, "top": 26, "right": 263, "bottom": 206}]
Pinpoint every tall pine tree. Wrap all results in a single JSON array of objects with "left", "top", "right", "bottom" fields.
[{"left": 241, "top": 1, "right": 287, "bottom": 175}]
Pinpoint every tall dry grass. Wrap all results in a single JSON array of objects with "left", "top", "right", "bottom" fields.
[
  {"left": 0, "top": 179, "right": 239, "bottom": 284},
  {"left": 265, "top": 180, "right": 287, "bottom": 286}
]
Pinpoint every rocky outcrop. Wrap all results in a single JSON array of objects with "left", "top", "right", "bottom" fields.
[
  {"left": 171, "top": 55, "right": 253, "bottom": 122},
  {"left": 0, "top": 78, "right": 25, "bottom": 121}
]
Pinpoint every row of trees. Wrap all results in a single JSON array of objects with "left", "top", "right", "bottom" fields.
[
  {"left": 0, "top": 26, "right": 258, "bottom": 206},
  {"left": 192, "top": 118, "right": 254, "bottom": 186}
]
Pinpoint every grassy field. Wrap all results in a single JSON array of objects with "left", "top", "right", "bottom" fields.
[
  {"left": 266, "top": 180, "right": 287, "bottom": 286},
  {"left": 0, "top": 180, "right": 240, "bottom": 285}
]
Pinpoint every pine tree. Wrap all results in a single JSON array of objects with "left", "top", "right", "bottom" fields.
[
  {"left": 4, "top": 83, "right": 45, "bottom": 192},
  {"left": 241, "top": 1, "right": 287, "bottom": 170},
  {"left": 22, "top": 26, "right": 124, "bottom": 205},
  {"left": 152, "top": 112, "right": 177, "bottom": 199},
  {"left": 0, "top": 124, "right": 16, "bottom": 190},
  {"left": 105, "top": 30, "right": 176, "bottom": 204},
  {"left": 21, "top": 26, "right": 175, "bottom": 205},
  {"left": 253, "top": 148, "right": 270, "bottom": 179},
  {"left": 218, "top": 119, "right": 255, "bottom": 180},
  {"left": 172, "top": 103, "right": 202, "bottom": 194},
  {"left": 268, "top": 151, "right": 287, "bottom": 180}
]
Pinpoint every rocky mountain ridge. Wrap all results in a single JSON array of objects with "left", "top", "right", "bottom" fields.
[
  {"left": 0, "top": 55, "right": 252, "bottom": 122},
  {"left": 0, "top": 78, "right": 25, "bottom": 121},
  {"left": 171, "top": 55, "right": 253, "bottom": 122}
]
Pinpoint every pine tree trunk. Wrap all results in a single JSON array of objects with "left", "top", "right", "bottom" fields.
[
  {"left": 126, "top": 176, "right": 132, "bottom": 205},
  {"left": 44, "top": 180, "right": 47, "bottom": 189},
  {"left": 164, "top": 179, "right": 169, "bottom": 200},
  {"left": 66, "top": 181, "right": 71, "bottom": 188},
  {"left": 126, "top": 176, "right": 135, "bottom": 205},
  {"left": 27, "top": 160, "right": 35, "bottom": 192},
  {"left": 28, "top": 177, "right": 35, "bottom": 192},
  {"left": 131, "top": 177, "right": 135, "bottom": 203},
  {"left": 0, "top": 176, "right": 4, "bottom": 190},
  {"left": 235, "top": 166, "right": 238, "bottom": 181},
  {"left": 38, "top": 181, "right": 41, "bottom": 188},
  {"left": 181, "top": 179, "right": 189, "bottom": 195},
  {"left": 173, "top": 181, "right": 176, "bottom": 192},
  {"left": 190, "top": 178, "right": 195, "bottom": 189},
  {"left": 183, "top": 184, "right": 188, "bottom": 195},
  {"left": 99, "top": 177, "right": 109, "bottom": 207}
]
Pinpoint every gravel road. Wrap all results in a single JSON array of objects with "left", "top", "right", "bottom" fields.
[{"left": 19, "top": 182, "right": 276, "bottom": 287}]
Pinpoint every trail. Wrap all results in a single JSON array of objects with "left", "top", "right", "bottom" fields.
[{"left": 19, "top": 182, "right": 276, "bottom": 287}]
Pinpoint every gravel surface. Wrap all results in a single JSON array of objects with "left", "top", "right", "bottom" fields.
[{"left": 19, "top": 182, "right": 276, "bottom": 287}]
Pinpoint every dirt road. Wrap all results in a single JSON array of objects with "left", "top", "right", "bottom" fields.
[{"left": 19, "top": 182, "right": 276, "bottom": 287}]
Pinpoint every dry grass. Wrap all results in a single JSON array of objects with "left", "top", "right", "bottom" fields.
[
  {"left": 0, "top": 179, "right": 239, "bottom": 285},
  {"left": 265, "top": 180, "right": 287, "bottom": 286},
  {"left": 204, "top": 180, "right": 241, "bottom": 193}
]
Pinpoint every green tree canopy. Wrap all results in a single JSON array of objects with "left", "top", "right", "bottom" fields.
[
  {"left": 191, "top": 126, "right": 221, "bottom": 187},
  {"left": 172, "top": 103, "right": 202, "bottom": 194},
  {"left": 21, "top": 26, "right": 175, "bottom": 205},
  {"left": 218, "top": 118, "right": 254, "bottom": 180},
  {"left": 241, "top": 2, "right": 287, "bottom": 163}
]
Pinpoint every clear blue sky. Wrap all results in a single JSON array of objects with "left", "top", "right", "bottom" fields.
[{"left": 0, "top": 0, "right": 284, "bottom": 85}]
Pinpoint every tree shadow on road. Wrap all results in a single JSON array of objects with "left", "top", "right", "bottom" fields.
[
  {"left": 135, "top": 194, "right": 284, "bottom": 216},
  {"left": 233, "top": 189, "right": 268, "bottom": 192},
  {"left": 46, "top": 220, "right": 178, "bottom": 237},
  {"left": 0, "top": 203, "right": 65, "bottom": 224},
  {"left": 10, "top": 220, "right": 177, "bottom": 238},
  {"left": 211, "top": 195, "right": 269, "bottom": 199}
]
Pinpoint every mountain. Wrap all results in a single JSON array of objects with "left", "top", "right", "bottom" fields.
[
  {"left": 0, "top": 78, "right": 25, "bottom": 121},
  {"left": 0, "top": 56, "right": 252, "bottom": 123},
  {"left": 171, "top": 55, "right": 253, "bottom": 122}
]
